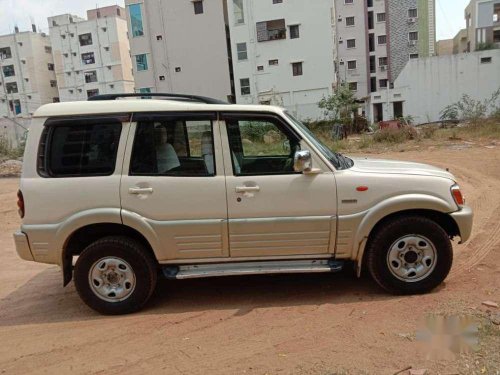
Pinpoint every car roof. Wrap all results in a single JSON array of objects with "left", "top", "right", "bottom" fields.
[{"left": 33, "top": 100, "right": 285, "bottom": 118}]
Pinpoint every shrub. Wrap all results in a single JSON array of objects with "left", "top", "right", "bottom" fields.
[{"left": 373, "top": 128, "right": 414, "bottom": 144}]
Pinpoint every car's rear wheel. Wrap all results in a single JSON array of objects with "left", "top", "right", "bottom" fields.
[
  {"left": 366, "top": 215, "right": 453, "bottom": 294},
  {"left": 74, "top": 236, "right": 157, "bottom": 315}
]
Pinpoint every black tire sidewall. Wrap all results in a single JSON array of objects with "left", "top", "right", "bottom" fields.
[
  {"left": 368, "top": 216, "right": 453, "bottom": 294},
  {"left": 74, "top": 237, "right": 157, "bottom": 315}
]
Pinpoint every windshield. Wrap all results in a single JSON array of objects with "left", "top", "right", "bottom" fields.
[{"left": 284, "top": 111, "right": 353, "bottom": 170}]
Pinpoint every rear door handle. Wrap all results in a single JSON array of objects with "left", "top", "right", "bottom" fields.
[
  {"left": 129, "top": 187, "right": 154, "bottom": 195},
  {"left": 235, "top": 186, "right": 260, "bottom": 193}
]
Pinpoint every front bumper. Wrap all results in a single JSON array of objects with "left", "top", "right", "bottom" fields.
[
  {"left": 450, "top": 205, "right": 473, "bottom": 243},
  {"left": 13, "top": 231, "right": 34, "bottom": 261}
]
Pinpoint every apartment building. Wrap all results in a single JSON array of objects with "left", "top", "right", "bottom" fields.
[
  {"left": 334, "top": 0, "right": 436, "bottom": 101},
  {"left": 227, "top": 0, "right": 336, "bottom": 119},
  {"left": 124, "top": 0, "right": 233, "bottom": 102},
  {"left": 465, "top": 0, "right": 500, "bottom": 52},
  {"left": 48, "top": 6, "right": 134, "bottom": 101},
  {"left": 0, "top": 28, "right": 58, "bottom": 117},
  {"left": 453, "top": 28, "right": 469, "bottom": 54}
]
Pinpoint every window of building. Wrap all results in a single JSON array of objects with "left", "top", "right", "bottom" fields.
[
  {"left": 102, "top": 27, "right": 107, "bottom": 32},
  {"left": 377, "top": 13, "right": 386, "bottom": 22},
  {"left": 494, "top": 4, "right": 500, "bottom": 22},
  {"left": 85, "top": 71, "right": 98, "bottom": 83},
  {"left": 156, "top": 35, "right": 163, "bottom": 41},
  {"left": 292, "top": 62, "right": 303, "bottom": 76},
  {"left": 408, "top": 8, "right": 418, "bottom": 18},
  {"left": 193, "top": 1, "right": 204, "bottom": 14},
  {"left": 73, "top": 52, "right": 77, "bottom": 56},
  {"left": 9, "top": 99, "right": 21, "bottom": 115},
  {"left": 175, "top": 67, "right": 181, "bottom": 72},
  {"left": 256, "top": 19, "right": 286, "bottom": 42},
  {"left": 104, "top": 47, "right": 109, "bottom": 52},
  {"left": 6, "top": 82, "right": 18, "bottom": 93},
  {"left": 345, "top": 16, "right": 355, "bottom": 26},
  {"left": 50, "top": 80, "right": 57, "bottom": 87},
  {"left": 135, "top": 54, "right": 148, "bottom": 71},
  {"left": 348, "top": 82, "right": 358, "bottom": 91},
  {"left": 233, "top": 0, "right": 245, "bottom": 24},
  {"left": 257, "top": 65, "right": 264, "bottom": 71},
  {"left": 39, "top": 121, "right": 121, "bottom": 177},
  {"left": 87, "top": 89, "right": 99, "bottom": 98},
  {"left": 345, "top": 0, "right": 354, "bottom": 4},
  {"left": 347, "top": 60, "right": 357, "bottom": 70},
  {"left": 237, "top": 42, "right": 248, "bottom": 60},
  {"left": 240, "top": 78, "right": 250, "bottom": 95},
  {"left": 379, "top": 57, "right": 388, "bottom": 66},
  {"left": 48, "top": 63, "right": 54, "bottom": 71},
  {"left": 289, "top": 24, "right": 300, "bottom": 39},
  {"left": 44, "top": 46, "right": 52, "bottom": 53},
  {"left": 139, "top": 88, "right": 152, "bottom": 94},
  {"left": 481, "top": 57, "right": 492, "bottom": 64},
  {"left": 226, "top": 117, "right": 300, "bottom": 176},
  {"left": 2, "top": 65, "right": 15, "bottom": 77},
  {"left": 379, "top": 79, "right": 388, "bottom": 88},
  {"left": 82, "top": 52, "right": 95, "bottom": 65},
  {"left": 159, "top": 76, "right": 166, "bottom": 81},
  {"left": 128, "top": 3, "right": 145, "bottom": 37},
  {"left": 494, "top": 30, "right": 500, "bottom": 42},
  {"left": 130, "top": 117, "right": 216, "bottom": 176},
  {"left": 53, "top": 97, "right": 60, "bottom": 103},
  {"left": 409, "top": 53, "right": 419, "bottom": 59},
  {"left": 409, "top": 31, "right": 419, "bottom": 41},
  {"left": 346, "top": 39, "right": 356, "bottom": 48},
  {"left": 0, "top": 47, "right": 12, "bottom": 59},
  {"left": 269, "top": 59, "right": 279, "bottom": 66},
  {"left": 273, "top": 0, "right": 283, "bottom": 3},
  {"left": 378, "top": 35, "right": 387, "bottom": 45},
  {"left": 79, "top": 33, "right": 93, "bottom": 46}
]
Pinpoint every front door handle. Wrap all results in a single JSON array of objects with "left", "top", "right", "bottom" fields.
[
  {"left": 129, "top": 187, "right": 154, "bottom": 195},
  {"left": 235, "top": 186, "right": 260, "bottom": 193}
]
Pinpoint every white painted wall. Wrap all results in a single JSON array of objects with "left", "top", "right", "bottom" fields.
[
  {"left": 227, "top": 0, "right": 336, "bottom": 120},
  {"left": 367, "top": 50, "right": 500, "bottom": 124}
]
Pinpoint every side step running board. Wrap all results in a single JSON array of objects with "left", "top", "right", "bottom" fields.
[{"left": 162, "top": 259, "right": 344, "bottom": 280}]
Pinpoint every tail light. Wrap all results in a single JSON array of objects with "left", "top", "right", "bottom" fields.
[
  {"left": 451, "top": 185, "right": 464, "bottom": 207},
  {"left": 17, "top": 190, "right": 25, "bottom": 219}
]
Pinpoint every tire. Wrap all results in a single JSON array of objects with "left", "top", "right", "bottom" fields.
[
  {"left": 74, "top": 236, "right": 158, "bottom": 315},
  {"left": 366, "top": 215, "right": 453, "bottom": 294}
]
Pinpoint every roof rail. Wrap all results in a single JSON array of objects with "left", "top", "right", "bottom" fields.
[{"left": 87, "top": 93, "right": 229, "bottom": 105}]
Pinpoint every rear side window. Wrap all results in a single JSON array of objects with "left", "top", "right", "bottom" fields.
[{"left": 39, "top": 120, "right": 122, "bottom": 177}]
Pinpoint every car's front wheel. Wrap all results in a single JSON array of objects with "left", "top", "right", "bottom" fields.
[
  {"left": 74, "top": 236, "right": 158, "bottom": 315},
  {"left": 366, "top": 216, "right": 453, "bottom": 294}
]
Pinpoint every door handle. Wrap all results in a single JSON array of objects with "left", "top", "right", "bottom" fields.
[
  {"left": 129, "top": 187, "right": 154, "bottom": 195},
  {"left": 235, "top": 186, "right": 260, "bottom": 193}
]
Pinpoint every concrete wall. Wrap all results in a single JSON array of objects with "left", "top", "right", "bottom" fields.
[
  {"left": 125, "top": 0, "right": 233, "bottom": 102},
  {"left": 368, "top": 50, "right": 500, "bottom": 124}
]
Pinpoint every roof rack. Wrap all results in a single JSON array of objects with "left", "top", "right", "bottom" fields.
[{"left": 87, "top": 93, "right": 229, "bottom": 105}]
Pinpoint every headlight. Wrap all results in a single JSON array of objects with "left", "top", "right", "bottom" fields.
[{"left": 451, "top": 184, "right": 465, "bottom": 206}]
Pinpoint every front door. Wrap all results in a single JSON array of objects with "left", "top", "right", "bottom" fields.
[
  {"left": 221, "top": 113, "right": 337, "bottom": 258},
  {"left": 121, "top": 112, "right": 228, "bottom": 261}
]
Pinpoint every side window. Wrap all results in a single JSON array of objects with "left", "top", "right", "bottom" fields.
[
  {"left": 130, "top": 118, "right": 215, "bottom": 177},
  {"left": 39, "top": 121, "right": 121, "bottom": 177},
  {"left": 225, "top": 116, "right": 300, "bottom": 176}
]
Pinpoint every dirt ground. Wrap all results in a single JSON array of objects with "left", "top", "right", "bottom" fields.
[{"left": 0, "top": 145, "right": 499, "bottom": 375}]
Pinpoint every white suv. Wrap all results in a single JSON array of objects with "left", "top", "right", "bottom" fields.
[{"left": 14, "top": 94, "right": 473, "bottom": 315}]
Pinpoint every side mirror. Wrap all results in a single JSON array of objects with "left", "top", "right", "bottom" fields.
[{"left": 294, "top": 150, "right": 312, "bottom": 173}]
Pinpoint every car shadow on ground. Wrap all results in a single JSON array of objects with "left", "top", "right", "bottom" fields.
[{"left": 0, "top": 265, "right": 444, "bottom": 327}]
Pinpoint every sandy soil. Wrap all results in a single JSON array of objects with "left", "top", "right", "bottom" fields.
[{"left": 0, "top": 146, "right": 499, "bottom": 375}]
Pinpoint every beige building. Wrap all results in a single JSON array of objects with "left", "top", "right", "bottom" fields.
[
  {"left": 124, "top": 0, "right": 234, "bottom": 101},
  {"left": 0, "top": 28, "right": 58, "bottom": 118},
  {"left": 48, "top": 6, "right": 134, "bottom": 101},
  {"left": 453, "top": 28, "right": 469, "bottom": 54},
  {"left": 437, "top": 39, "right": 454, "bottom": 55},
  {"left": 465, "top": 0, "right": 500, "bottom": 52}
]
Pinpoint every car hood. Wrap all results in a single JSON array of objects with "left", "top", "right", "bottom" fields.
[{"left": 349, "top": 157, "right": 455, "bottom": 180}]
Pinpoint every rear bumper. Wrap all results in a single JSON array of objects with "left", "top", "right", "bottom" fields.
[
  {"left": 450, "top": 205, "right": 473, "bottom": 243},
  {"left": 13, "top": 231, "right": 34, "bottom": 261}
]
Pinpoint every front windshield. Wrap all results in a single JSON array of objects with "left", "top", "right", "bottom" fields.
[{"left": 284, "top": 111, "right": 353, "bottom": 170}]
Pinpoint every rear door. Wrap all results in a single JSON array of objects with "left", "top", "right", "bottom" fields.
[
  {"left": 220, "top": 113, "right": 338, "bottom": 258},
  {"left": 120, "top": 112, "right": 229, "bottom": 261}
]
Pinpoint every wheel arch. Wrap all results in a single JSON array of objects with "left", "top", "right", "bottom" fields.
[{"left": 62, "top": 223, "right": 158, "bottom": 286}]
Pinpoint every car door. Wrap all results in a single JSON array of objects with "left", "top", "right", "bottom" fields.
[
  {"left": 120, "top": 112, "right": 229, "bottom": 261},
  {"left": 220, "top": 112, "right": 337, "bottom": 258}
]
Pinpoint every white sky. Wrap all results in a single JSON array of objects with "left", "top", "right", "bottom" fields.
[{"left": 0, "top": 0, "right": 471, "bottom": 41}]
